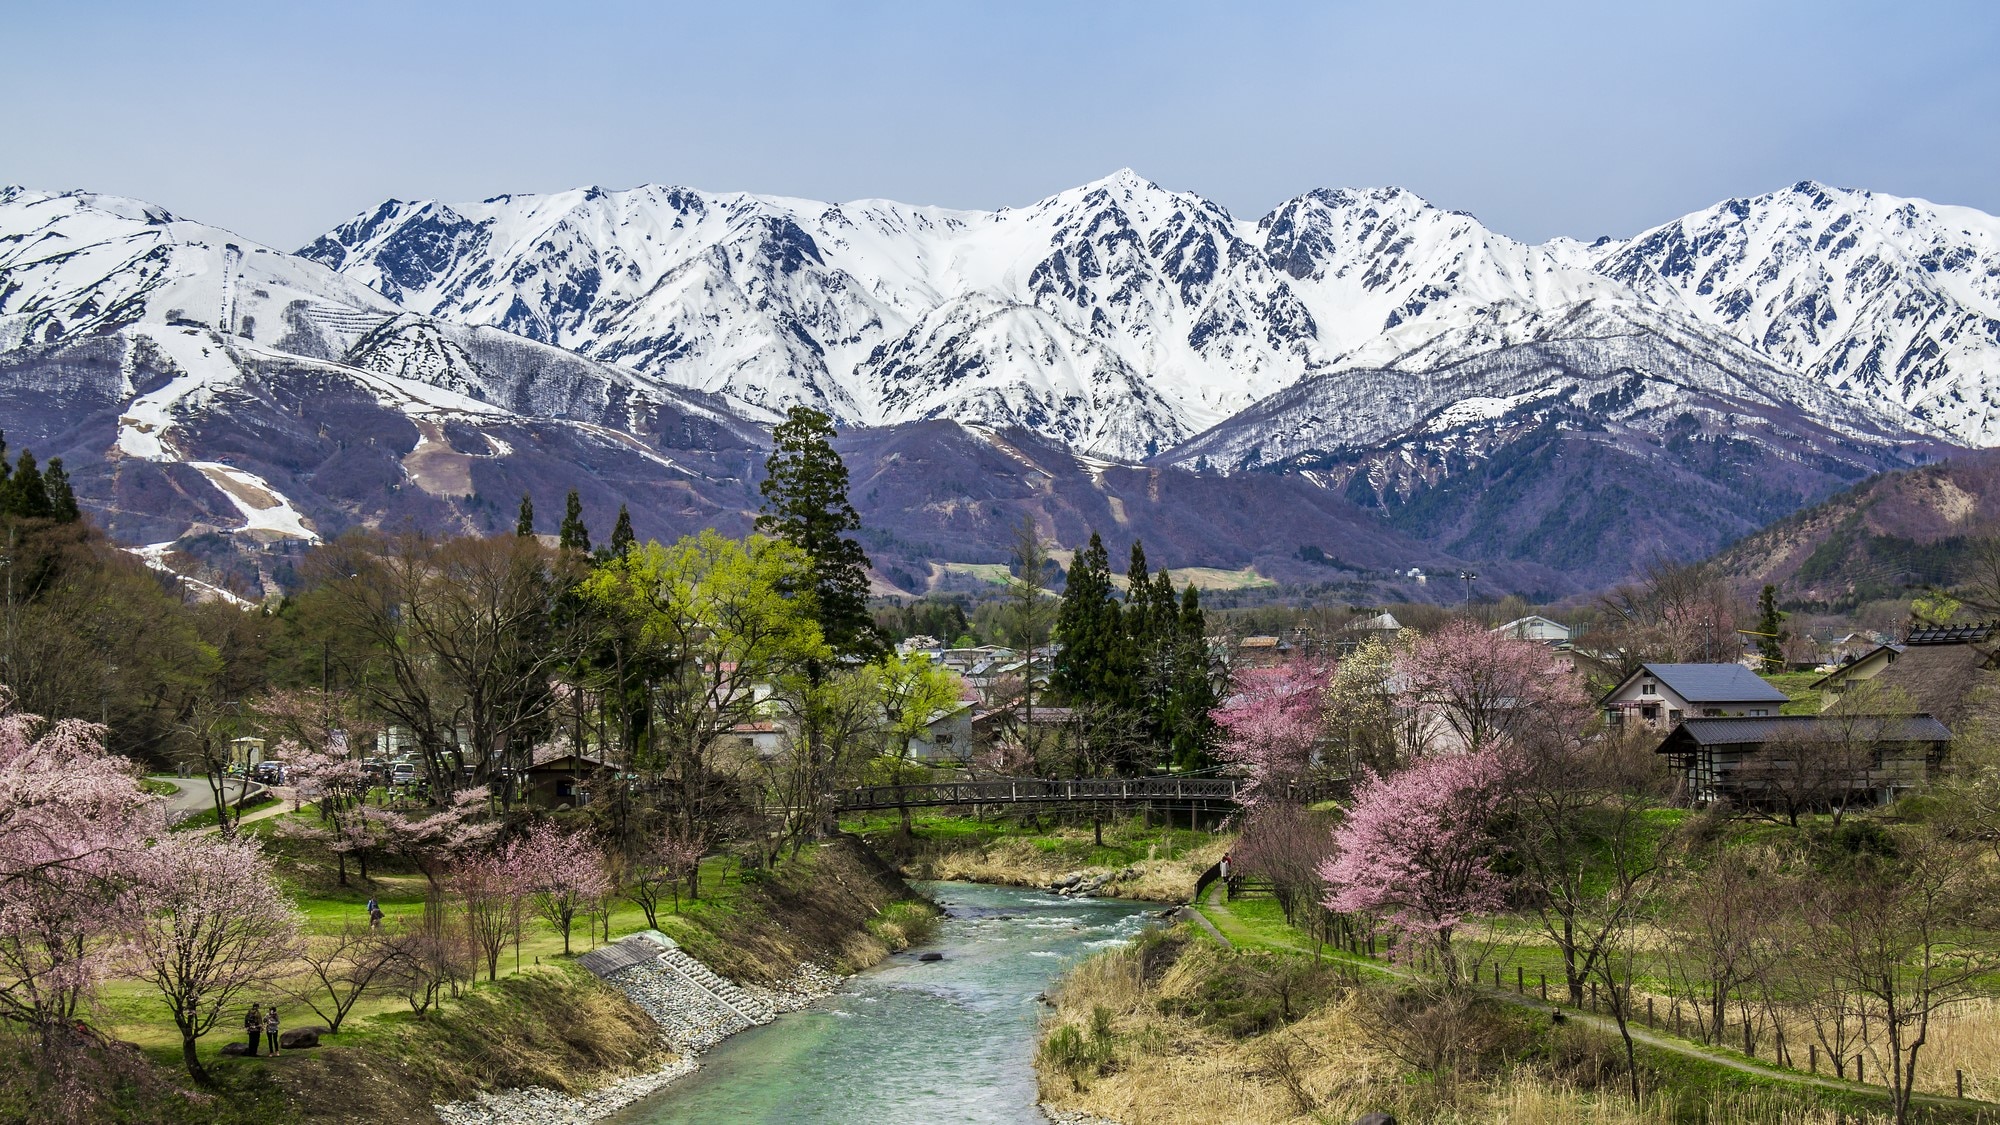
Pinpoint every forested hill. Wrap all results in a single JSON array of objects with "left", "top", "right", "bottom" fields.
[{"left": 1711, "top": 447, "right": 2000, "bottom": 608}]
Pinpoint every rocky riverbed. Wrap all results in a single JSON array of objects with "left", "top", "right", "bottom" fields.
[{"left": 432, "top": 955, "right": 843, "bottom": 1125}]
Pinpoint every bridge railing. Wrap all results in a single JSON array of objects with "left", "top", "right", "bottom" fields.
[{"left": 832, "top": 776, "right": 1244, "bottom": 812}]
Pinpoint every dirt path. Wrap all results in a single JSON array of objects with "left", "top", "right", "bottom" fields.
[{"left": 1194, "top": 890, "right": 1992, "bottom": 1114}]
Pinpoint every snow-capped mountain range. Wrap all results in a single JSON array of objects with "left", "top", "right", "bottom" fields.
[
  {"left": 302, "top": 172, "right": 2000, "bottom": 459},
  {"left": 0, "top": 172, "right": 1992, "bottom": 596}
]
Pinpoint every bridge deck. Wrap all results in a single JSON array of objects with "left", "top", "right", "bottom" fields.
[{"left": 833, "top": 777, "right": 1247, "bottom": 812}]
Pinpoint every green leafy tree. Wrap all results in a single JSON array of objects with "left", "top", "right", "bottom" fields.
[
  {"left": 558, "top": 489, "right": 590, "bottom": 553},
  {"left": 581, "top": 531, "right": 827, "bottom": 837},
  {"left": 516, "top": 493, "right": 535, "bottom": 538},
  {"left": 757, "top": 406, "right": 881, "bottom": 660}
]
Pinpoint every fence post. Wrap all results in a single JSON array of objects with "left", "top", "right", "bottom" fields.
[
  {"left": 1539, "top": 973, "right": 1547, "bottom": 1001},
  {"left": 1809, "top": 1044, "right": 1817, "bottom": 1073},
  {"left": 1958, "top": 1070, "right": 1965, "bottom": 1099},
  {"left": 1517, "top": 966, "right": 1524, "bottom": 994},
  {"left": 1647, "top": 997, "right": 1654, "bottom": 1029},
  {"left": 1743, "top": 1022, "right": 1754, "bottom": 1057},
  {"left": 1856, "top": 1056, "right": 1863, "bottom": 1084}
]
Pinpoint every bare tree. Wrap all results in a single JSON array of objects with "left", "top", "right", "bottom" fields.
[
  {"left": 1733, "top": 722, "right": 1874, "bottom": 827},
  {"left": 1807, "top": 830, "right": 2000, "bottom": 1124},
  {"left": 288, "top": 925, "right": 396, "bottom": 1032},
  {"left": 309, "top": 532, "right": 581, "bottom": 803},
  {"left": 1507, "top": 726, "right": 1666, "bottom": 1006}
]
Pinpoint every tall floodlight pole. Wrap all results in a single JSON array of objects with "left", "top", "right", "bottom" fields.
[{"left": 1458, "top": 570, "right": 1478, "bottom": 612}]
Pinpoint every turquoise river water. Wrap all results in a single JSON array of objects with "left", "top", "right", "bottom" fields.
[{"left": 601, "top": 881, "right": 1157, "bottom": 1124}]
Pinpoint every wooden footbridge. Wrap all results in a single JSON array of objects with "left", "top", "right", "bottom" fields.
[{"left": 832, "top": 776, "right": 1343, "bottom": 813}]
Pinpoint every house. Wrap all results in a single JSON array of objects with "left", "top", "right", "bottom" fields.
[
  {"left": 1811, "top": 643, "right": 1906, "bottom": 709},
  {"left": 522, "top": 749, "right": 607, "bottom": 808},
  {"left": 1492, "top": 615, "right": 1572, "bottom": 644},
  {"left": 1655, "top": 714, "right": 1952, "bottom": 806},
  {"left": 1846, "top": 627, "right": 2000, "bottom": 726},
  {"left": 1233, "top": 635, "right": 1290, "bottom": 668},
  {"left": 906, "top": 701, "right": 976, "bottom": 763},
  {"left": 1600, "top": 663, "right": 1789, "bottom": 728}
]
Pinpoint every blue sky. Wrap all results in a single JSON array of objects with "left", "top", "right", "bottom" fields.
[{"left": 5, "top": 0, "right": 1997, "bottom": 248}]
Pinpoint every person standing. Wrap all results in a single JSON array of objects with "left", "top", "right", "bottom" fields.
[
  {"left": 264, "top": 1005, "right": 281, "bottom": 1057},
  {"left": 244, "top": 1003, "right": 263, "bottom": 1055}
]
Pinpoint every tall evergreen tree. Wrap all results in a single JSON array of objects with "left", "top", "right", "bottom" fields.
[
  {"left": 610, "top": 505, "right": 636, "bottom": 557},
  {"left": 558, "top": 489, "right": 591, "bottom": 553},
  {"left": 1166, "top": 582, "right": 1219, "bottom": 770},
  {"left": 757, "top": 406, "right": 880, "bottom": 659},
  {"left": 1052, "top": 532, "right": 1127, "bottom": 706},
  {"left": 42, "top": 458, "right": 78, "bottom": 523},
  {"left": 1756, "top": 585, "right": 1787, "bottom": 667},
  {"left": 4, "top": 450, "right": 51, "bottom": 521},
  {"left": 516, "top": 493, "right": 535, "bottom": 538}
]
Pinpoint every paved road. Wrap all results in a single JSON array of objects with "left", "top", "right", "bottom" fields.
[{"left": 148, "top": 775, "right": 248, "bottom": 823}]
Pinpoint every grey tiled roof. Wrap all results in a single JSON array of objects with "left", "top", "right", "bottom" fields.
[
  {"left": 1666, "top": 714, "right": 1951, "bottom": 747},
  {"left": 1642, "top": 663, "right": 1790, "bottom": 704}
]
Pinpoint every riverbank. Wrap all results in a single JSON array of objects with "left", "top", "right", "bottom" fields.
[
  {"left": 1033, "top": 894, "right": 1994, "bottom": 1125},
  {"left": 597, "top": 882, "right": 1157, "bottom": 1124},
  {"left": 33, "top": 833, "right": 928, "bottom": 1125},
  {"left": 850, "top": 810, "right": 1232, "bottom": 903}
]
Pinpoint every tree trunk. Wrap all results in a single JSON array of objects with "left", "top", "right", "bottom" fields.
[{"left": 180, "top": 1030, "right": 209, "bottom": 1084}]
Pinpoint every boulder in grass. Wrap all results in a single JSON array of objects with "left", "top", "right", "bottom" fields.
[
  {"left": 219, "top": 1041, "right": 256, "bottom": 1057},
  {"left": 917, "top": 952, "right": 944, "bottom": 962},
  {"left": 1354, "top": 1114, "right": 1398, "bottom": 1125},
  {"left": 279, "top": 1026, "right": 326, "bottom": 1049}
]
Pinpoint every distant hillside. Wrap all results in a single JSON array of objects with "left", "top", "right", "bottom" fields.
[{"left": 1712, "top": 447, "right": 2000, "bottom": 607}]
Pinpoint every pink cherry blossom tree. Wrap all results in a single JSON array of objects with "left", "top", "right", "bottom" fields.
[
  {"left": 283, "top": 743, "right": 369, "bottom": 885},
  {"left": 1320, "top": 748, "right": 1512, "bottom": 988},
  {"left": 511, "top": 823, "right": 610, "bottom": 956},
  {"left": 1216, "top": 659, "right": 1330, "bottom": 804},
  {"left": 1397, "top": 619, "right": 1588, "bottom": 756},
  {"left": 130, "top": 834, "right": 301, "bottom": 1083},
  {"left": 453, "top": 850, "right": 527, "bottom": 981},
  {"left": 362, "top": 785, "right": 496, "bottom": 888},
  {"left": 0, "top": 692, "right": 159, "bottom": 1038}
]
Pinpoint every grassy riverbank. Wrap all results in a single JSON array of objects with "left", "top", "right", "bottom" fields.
[
  {"left": 845, "top": 809, "right": 1232, "bottom": 902},
  {"left": 51, "top": 818, "right": 926, "bottom": 1124},
  {"left": 1035, "top": 892, "right": 1999, "bottom": 1125}
]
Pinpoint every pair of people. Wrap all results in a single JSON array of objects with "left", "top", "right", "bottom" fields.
[
  {"left": 367, "top": 897, "right": 384, "bottom": 929},
  {"left": 243, "top": 1003, "right": 282, "bottom": 1056}
]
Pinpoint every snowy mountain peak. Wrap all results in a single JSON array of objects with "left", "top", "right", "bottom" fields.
[{"left": 291, "top": 174, "right": 2000, "bottom": 455}]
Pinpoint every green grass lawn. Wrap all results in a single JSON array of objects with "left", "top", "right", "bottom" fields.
[
  {"left": 96, "top": 815, "right": 752, "bottom": 1071},
  {"left": 1763, "top": 670, "right": 1826, "bottom": 714}
]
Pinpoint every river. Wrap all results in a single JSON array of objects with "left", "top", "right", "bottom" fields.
[{"left": 602, "top": 881, "right": 1157, "bottom": 1124}]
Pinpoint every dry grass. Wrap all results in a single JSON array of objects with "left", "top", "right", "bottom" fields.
[
  {"left": 1915, "top": 998, "right": 2000, "bottom": 1101},
  {"left": 1036, "top": 940, "right": 1892, "bottom": 1125},
  {"left": 923, "top": 833, "right": 1229, "bottom": 903}
]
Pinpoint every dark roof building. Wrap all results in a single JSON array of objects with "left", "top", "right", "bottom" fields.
[
  {"left": 1656, "top": 714, "right": 1952, "bottom": 807},
  {"left": 1600, "top": 663, "right": 1789, "bottom": 727}
]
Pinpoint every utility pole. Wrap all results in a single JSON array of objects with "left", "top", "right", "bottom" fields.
[{"left": 1458, "top": 570, "right": 1479, "bottom": 613}]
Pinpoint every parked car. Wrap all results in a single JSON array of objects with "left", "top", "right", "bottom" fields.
[
  {"left": 390, "top": 763, "right": 416, "bottom": 785},
  {"left": 251, "top": 760, "right": 286, "bottom": 785}
]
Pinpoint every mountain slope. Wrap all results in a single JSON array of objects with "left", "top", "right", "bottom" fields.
[
  {"left": 1160, "top": 300, "right": 1940, "bottom": 582},
  {"left": 1568, "top": 181, "right": 2000, "bottom": 444},
  {"left": 304, "top": 173, "right": 2000, "bottom": 461},
  {"left": 1711, "top": 446, "right": 2000, "bottom": 608}
]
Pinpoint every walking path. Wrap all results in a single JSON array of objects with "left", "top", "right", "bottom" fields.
[{"left": 1192, "top": 887, "right": 1993, "bottom": 1113}]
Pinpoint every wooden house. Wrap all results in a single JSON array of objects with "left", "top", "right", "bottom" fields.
[{"left": 1655, "top": 714, "right": 1952, "bottom": 807}]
